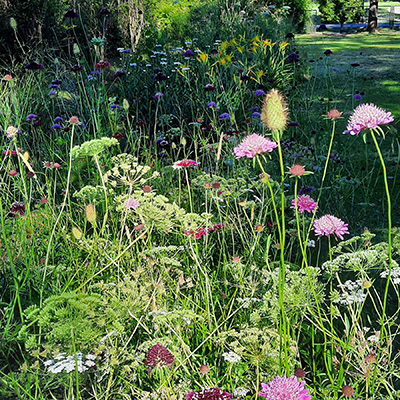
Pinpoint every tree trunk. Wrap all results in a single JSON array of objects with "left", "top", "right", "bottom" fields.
[{"left": 367, "top": 0, "right": 378, "bottom": 32}]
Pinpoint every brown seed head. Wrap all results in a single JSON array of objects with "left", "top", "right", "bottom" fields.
[{"left": 342, "top": 385, "right": 354, "bottom": 397}]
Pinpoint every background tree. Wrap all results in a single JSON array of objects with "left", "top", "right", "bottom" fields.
[
  {"left": 367, "top": 0, "right": 379, "bottom": 32},
  {"left": 317, "top": 0, "right": 364, "bottom": 29}
]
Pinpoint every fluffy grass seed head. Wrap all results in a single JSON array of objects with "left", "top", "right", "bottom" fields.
[{"left": 261, "top": 89, "right": 288, "bottom": 132}]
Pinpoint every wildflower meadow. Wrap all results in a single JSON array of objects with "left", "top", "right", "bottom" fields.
[{"left": 1, "top": 1, "right": 400, "bottom": 399}]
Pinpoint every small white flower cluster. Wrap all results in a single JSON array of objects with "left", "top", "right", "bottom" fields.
[
  {"left": 236, "top": 297, "right": 262, "bottom": 309},
  {"left": 380, "top": 267, "right": 400, "bottom": 284},
  {"left": 222, "top": 351, "right": 241, "bottom": 363},
  {"left": 43, "top": 352, "right": 96, "bottom": 374},
  {"left": 335, "top": 280, "right": 366, "bottom": 306},
  {"left": 234, "top": 387, "right": 250, "bottom": 397}
]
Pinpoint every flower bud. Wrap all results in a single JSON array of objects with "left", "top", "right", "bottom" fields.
[
  {"left": 85, "top": 204, "right": 97, "bottom": 223},
  {"left": 261, "top": 89, "right": 288, "bottom": 131}
]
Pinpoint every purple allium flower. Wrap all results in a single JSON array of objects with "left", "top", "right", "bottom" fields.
[
  {"left": 144, "top": 344, "right": 174, "bottom": 374},
  {"left": 208, "top": 101, "right": 217, "bottom": 108},
  {"left": 344, "top": 103, "right": 394, "bottom": 135},
  {"left": 154, "top": 92, "right": 164, "bottom": 99},
  {"left": 332, "top": 67, "right": 338, "bottom": 73},
  {"left": 51, "top": 124, "right": 62, "bottom": 130},
  {"left": 26, "top": 114, "right": 37, "bottom": 122},
  {"left": 252, "top": 112, "right": 261, "bottom": 118},
  {"left": 313, "top": 214, "right": 349, "bottom": 240},
  {"left": 186, "top": 388, "right": 236, "bottom": 400},
  {"left": 54, "top": 116, "right": 64, "bottom": 123},
  {"left": 353, "top": 94, "right": 362, "bottom": 101},
  {"left": 255, "top": 89, "right": 266, "bottom": 96},
  {"left": 24, "top": 62, "right": 44, "bottom": 70},
  {"left": 233, "top": 133, "right": 278, "bottom": 159},
  {"left": 291, "top": 195, "right": 318, "bottom": 214},
  {"left": 183, "top": 49, "right": 195, "bottom": 57},
  {"left": 124, "top": 198, "right": 140, "bottom": 209},
  {"left": 287, "top": 52, "right": 300, "bottom": 62},
  {"left": 122, "top": 49, "right": 131, "bottom": 54},
  {"left": 110, "top": 104, "right": 120, "bottom": 109},
  {"left": 219, "top": 113, "right": 231, "bottom": 120},
  {"left": 259, "top": 376, "right": 311, "bottom": 400}
]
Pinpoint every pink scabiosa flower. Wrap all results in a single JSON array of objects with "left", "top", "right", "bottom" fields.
[
  {"left": 291, "top": 195, "right": 318, "bottom": 214},
  {"left": 233, "top": 134, "right": 278, "bottom": 159},
  {"left": 124, "top": 198, "right": 140, "bottom": 209},
  {"left": 313, "top": 214, "right": 349, "bottom": 240},
  {"left": 144, "top": 344, "right": 174, "bottom": 375},
  {"left": 259, "top": 376, "right": 311, "bottom": 400},
  {"left": 186, "top": 387, "right": 236, "bottom": 400},
  {"left": 344, "top": 103, "right": 394, "bottom": 135},
  {"left": 172, "top": 159, "right": 197, "bottom": 170}
]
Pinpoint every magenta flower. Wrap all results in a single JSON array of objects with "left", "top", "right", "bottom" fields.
[
  {"left": 291, "top": 195, "right": 318, "bottom": 214},
  {"left": 313, "top": 214, "right": 349, "bottom": 240},
  {"left": 344, "top": 103, "right": 394, "bottom": 135},
  {"left": 233, "top": 134, "right": 278, "bottom": 159},
  {"left": 259, "top": 376, "right": 311, "bottom": 400},
  {"left": 124, "top": 198, "right": 140, "bottom": 209},
  {"left": 186, "top": 388, "right": 236, "bottom": 400},
  {"left": 144, "top": 344, "right": 174, "bottom": 375},
  {"left": 173, "top": 159, "right": 197, "bottom": 170}
]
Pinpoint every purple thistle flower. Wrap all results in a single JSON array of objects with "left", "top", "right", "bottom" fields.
[
  {"left": 313, "top": 214, "right": 349, "bottom": 240},
  {"left": 344, "top": 103, "right": 394, "bottom": 135},
  {"left": 291, "top": 195, "right": 318, "bottom": 214},
  {"left": 144, "top": 344, "right": 174, "bottom": 375},
  {"left": 252, "top": 112, "right": 261, "bottom": 118},
  {"left": 208, "top": 101, "right": 217, "bottom": 108},
  {"left": 51, "top": 124, "right": 62, "bottom": 130},
  {"left": 26, "top": 114, "right": 37, "bottom": 122},
  {"left": 259, "top": 376, "right": 311, "bottom": 400},
  {"left": 219, "top": 113, "right": 231, "bottom": 120},
  {"left": 233, "top": 133, "right": 278, "bottom": 159},
  {"left": 183, "top": 49, "right": 195, "bottom": 57},
  {"left": 186, "top": 388, "right": 236, "bottom": 400},
  {"left": 54, "top": 116, "right": 64, "bottom": 123},
  {"left": 255, "top": 89, "right": 266, "bottom": 96},
  {"left": 155, "top": 92, "right": 164, "bottom": 99}
]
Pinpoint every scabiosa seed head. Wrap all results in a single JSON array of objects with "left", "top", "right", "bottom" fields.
[
  {"left": 344, "top": 103, "right": 394, "bottom": 135},
  {"left": 291, "top": 195, "right": 318, "bottom": 213},
  {"left": 294, "top": 368, "right": 306, "bottom": 378},
  {"left": 313, "top": 214, "right": 349, "bottom": 240},
  {"left": 261, "top": 89, "right": 288, "bottom": 131},
  {"left": 259, "top": 376, "right": 311, "bottom": 400},
  {"left": 144, "top": 344, "right": 174, "bottom": 374},
  {"left": 186, "top": 387, "right": 236, "bottom": 400},
  {"left": 342, "top": 385, "right": 354, "bottom": 397},
  {"left": 233, "top": 133, "right": 278, "bottom": 159},
  {"left": 327, "top": 109, "right": 341, "bottom": 120},
  {"left": 85, "top": 204, "right": 97, "bottom": 223},
  {"left": 289, "top": 164, "right": 305, "bottom": 176}
]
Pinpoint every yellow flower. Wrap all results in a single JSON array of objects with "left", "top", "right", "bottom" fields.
[
  {"left": 221, "top": 41, "right": 229, "bottom": 50},
  {"left": 219, "top": 57, "right": 227, "bottom": 66},
  {"left": 198, "top": 53, "right": 208, "bottom": 63},
  {"left": 237, "top": 46, "right": 245, "bottom": 54},
  {"left": 263, "top": 39, "right": 272, "bottom": 47},
  {"left": 279, "top": 41, "right": 290, "bottom": 50},
  {"left": 256, "top": 70, "right": 266, "bottom": 79},
  {"left": 230, "top": 39, "right": 237, "bottom": 46},
  {"left": 250, "top": 46, "right": 258, "bottom": 54},
  {"left": 252, "top": 35, "right": 260, "bottom": 43}
]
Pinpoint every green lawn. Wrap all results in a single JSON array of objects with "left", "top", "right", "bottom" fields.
[{"left": 295, "top": 31, "right": 400, "bottom": 116}]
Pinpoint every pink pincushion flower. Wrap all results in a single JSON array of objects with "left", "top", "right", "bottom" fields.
[
  {"left": 173, "top": 159, "right": 197, "bottom": 170},
  {"left": 259, "top": 376, "right": 311, "bottom": 400},
  {"left": 291, "top": 195, "right": 318, "bottom": 214},
  {"left": 344, "top": 104, "right": 394, "bottom": 135},
  {"left": 124, "top": 198, "right": 140, "bottom": 209},
  {"left": 313, "top": 214, "right": 349, "bottom": 240},
  {"left": 186, "top": 388, "right": 236, "bottom": 400},
  {"left": 233, "top": 134, "right": 278, "bottom": 159}
]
